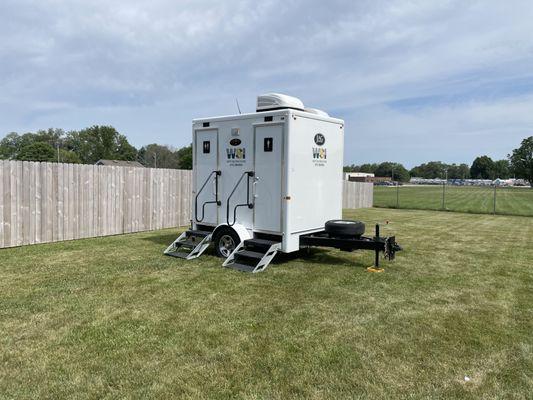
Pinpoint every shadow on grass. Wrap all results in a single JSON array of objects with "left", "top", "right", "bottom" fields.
[{"left": 273, "top": 247, "right": 369, "bottom": 270}]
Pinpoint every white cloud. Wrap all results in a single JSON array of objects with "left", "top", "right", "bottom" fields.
[
  {"left": 347, "top": 94, "right": 533, "bottom": 167},
  {"left": 0, "top": 0, "right": 533, "bottom": 165}
]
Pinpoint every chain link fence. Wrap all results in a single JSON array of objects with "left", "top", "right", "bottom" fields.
[{"left": 374, "top": 184, "right": 533, "bottom": 217}]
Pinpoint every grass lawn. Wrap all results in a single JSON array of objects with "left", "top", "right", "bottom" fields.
[
  {"left": 374, "top": 185, "right": 533, "bottom": 217},
  {"left": 0, "top": 208, "right": 532, "bottom": 399}
]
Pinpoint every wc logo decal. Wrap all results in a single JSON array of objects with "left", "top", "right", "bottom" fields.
[
  {"left": 312, "top": 134, "right": 327, "bottom": 166},
  {"left": 312, "top": 147, "right": 327, "bottom": 159},
  {"left": 226, "top": 147, "right": 246, "bottom": 160}
]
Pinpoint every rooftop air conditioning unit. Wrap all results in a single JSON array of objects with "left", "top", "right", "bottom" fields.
[
  {"left": 304, "top": 107, "right": 330, "bottom": 117},
  {"left": 256, "top": 93, "right": 305, "bottom": 112}
]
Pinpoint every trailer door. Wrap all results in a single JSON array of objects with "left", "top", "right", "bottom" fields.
[
  {"left": 194, "top": 129, "right": 219, "bottom": 225},
  {"left": 254, "top": 124, "right": 283, "bottom": 232}
]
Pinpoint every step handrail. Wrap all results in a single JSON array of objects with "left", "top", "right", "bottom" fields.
[
  {"left": 226, "top": 171, "right": 254, "bottom": 226},
  {"left": 194, "top": 170, "right": 221, "bottom": 222}
]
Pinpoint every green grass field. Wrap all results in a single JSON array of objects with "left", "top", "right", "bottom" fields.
[
  {"left": 1, "top": 208, "right": 532, "bottom": 399},
  {"left": 374, "top": 185, "right": 533, "bottom": 216}
]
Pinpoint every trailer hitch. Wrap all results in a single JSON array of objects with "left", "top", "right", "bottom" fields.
[
  {"left": 384, "top": 236, "right": 402, "bottom": 261},
  {"left": 372, "top": 224, "right": 402, "bottom": 269}
]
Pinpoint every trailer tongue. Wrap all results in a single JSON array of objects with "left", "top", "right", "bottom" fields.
[{"left": 299, "top": 224, "right": 402, "bottom": 271}]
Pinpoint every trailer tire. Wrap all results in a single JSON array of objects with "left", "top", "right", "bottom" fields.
[
  {"left": 213, "top": 227, "right": 241, "bottom": 259},
  {"left": 325, "top": 220, "right": 365, "bottom": 237}
]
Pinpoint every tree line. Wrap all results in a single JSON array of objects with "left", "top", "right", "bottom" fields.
[
  {"left": 344, "top": 136, "right": 533, "bottom": 186},
  {"left": 0, "top": 126, "right": 192, "bottom": 169},
  {"left": 1, "top": 128, "right": 531, "bottom": 185}
]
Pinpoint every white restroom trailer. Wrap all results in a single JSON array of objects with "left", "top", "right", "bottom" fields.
[{"left": 165, "top": 94, "right": 401, "bottom": 272}]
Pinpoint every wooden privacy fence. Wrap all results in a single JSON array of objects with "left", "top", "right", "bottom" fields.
[
  {"left": 343, "top": 181, "right": 373, "bottom": 209},
  {"left": 0, "top": 160, "right": 192, "bottom": 248},
  {"left": 0, "top": 160, "right": 372, "bottom": 249}
]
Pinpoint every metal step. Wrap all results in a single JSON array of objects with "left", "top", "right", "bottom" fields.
[
  {"left": 186, "top": 230, "right": 212, "bottom": 237},
  {"left": 178, "top": 239, "right": 197, "bottom": 247},
  {"left": 234, "top": 250, "right": 264, "bottom": 260},
  {"left": 164, "top": 230, "right": 213, "bottom": 260},
  {"left": 243, "top": 238, "right": 280, "bottom": 250},
  {"left": 223, "top": 239, "right": 282, "bottom": 273},
  {"left": 165, "top": 251, "right": 191, "bottom": 259}
]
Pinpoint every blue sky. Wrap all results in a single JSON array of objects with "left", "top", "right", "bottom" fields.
[{"left": 1, "top": 0, "right": 532, "bottom": 167}]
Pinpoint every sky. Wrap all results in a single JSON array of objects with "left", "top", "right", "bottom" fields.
[{"left": 1, "top": 0, "right": 533, "bottom": 168}]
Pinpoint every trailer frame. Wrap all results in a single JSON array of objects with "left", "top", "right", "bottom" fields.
[{"left": 299, "top": 224, "right": 402, "bottom": 268}]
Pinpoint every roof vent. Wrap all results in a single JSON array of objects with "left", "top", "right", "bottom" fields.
[
  {"left": 256, "top": 93, "right": 305, "bottom": 112},
  {"left": 304, "top": 108, "right": 330, "bottom": 117}
]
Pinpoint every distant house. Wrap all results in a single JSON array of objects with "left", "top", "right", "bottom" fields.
[
  {"left": 95, "top": 159, "right": 145, "bottom": 168},
  {"left": 344, "top": 172, "right": 388, "bottom": 183},
  {"left": 344, "top": 172, "right": 375, "bottom": 180}
]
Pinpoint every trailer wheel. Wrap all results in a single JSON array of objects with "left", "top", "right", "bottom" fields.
[
  {"left": 325, "top": 220, "right": 365, "bottom": 237},
  {"left": 213, "top": 227, "right": 241, "bottom": 258}
]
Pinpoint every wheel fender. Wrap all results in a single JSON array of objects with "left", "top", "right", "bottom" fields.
[{"left": 212, "top": 223, "right": 251, "bottom": 243}]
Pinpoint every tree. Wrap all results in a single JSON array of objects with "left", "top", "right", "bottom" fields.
[
  {"left": 509, "top": 136, "right": 533, "bottom": 186},
  {"left": 116, "top": 134, "right": 138, "bottom": 161},
  {"left": 343, "top": 163, "right": 378, "bottom": 173},
  {"left": 447, "top": 163, "right": 471, "bottom": 179},
  {"left": 138, "top": 144, "right": 179, "bottom": 168},
  {"left": 410, "top": 161, "right": 447, "bottom": 179},
  {"left": 343, "top": 164, "right": 357, "bottom": 172},
  {"left": 0, "top": 129, "right": 66, "bottom": 160},
  {"left": 17, "top": 142, "right": 56, "bottom": 162},
  {"left": 58, "top": 149, "right": 81, "bottom": 163},
  {"left": 470, "top": 156, "right": 494, "bottom": 179},
  {"left": 375, "top": 162, "right": 410, "bottom": 182},
  {"left": 409, "top": 162, "right": 471, "bottom": 179},
  {"left": 64, "top": 126, "right": 137, "bottom": 164},
  {"left": 492, "top": 159, "right": 510, "bottom": 179},
  {"left": 176, "top": 145, "right": 192, "bottom": 169},
  {"left": 0, "top": 132, "right": 22, "bottom": 159},
  {"left": 33, "top": 128, "right": 65, "bottom": 148},
  {"left": 359, "top": 163, "right": 378, "bottom": 173}
]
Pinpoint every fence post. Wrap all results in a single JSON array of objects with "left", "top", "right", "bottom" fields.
[
  {"left": 442, "top": 181, "right": 446, "bottom": 210},
  {"left": 493, "top": 185, "right": 497, "bottom": 215},
  {"left": 396, "top": 183, "right": 399, "bottom": 208}
]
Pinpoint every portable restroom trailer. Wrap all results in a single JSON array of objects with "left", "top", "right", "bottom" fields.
[{"left": 165, "top": 94, "right": 401, "bottom": 272}]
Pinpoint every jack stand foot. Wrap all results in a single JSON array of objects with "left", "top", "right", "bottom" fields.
[{"left": 367, "top": 266, "right": 384, "bottom": 273}]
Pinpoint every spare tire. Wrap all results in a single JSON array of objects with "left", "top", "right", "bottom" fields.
[{"left": 325, "top": 220, "right": 365, "bottom": 237}]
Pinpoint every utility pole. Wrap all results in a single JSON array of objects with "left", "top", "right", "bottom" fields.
[
  {"left": 153, "top": 153, "right": 157, "bottom": 169},
  {"left": 57, "top": 143, "right": 60, "bottom": 163}
]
